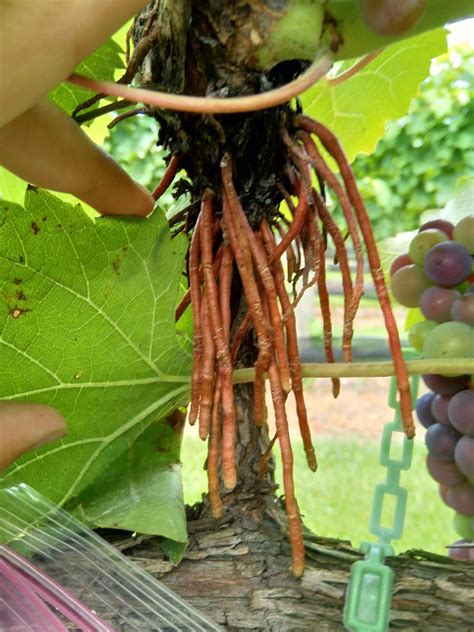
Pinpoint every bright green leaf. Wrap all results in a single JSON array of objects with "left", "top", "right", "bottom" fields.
[
  {"left": 405, "top": 308, "right": 424, "bottom": 332},
  {"left": 0, "top": 190, "right": 192, "bottom": 542},
  {"left": 0, "top": 168, "right": 27, "bottom": 204},
  {"left": 302, "top": 28, "right": 447, "bottom": 163}
]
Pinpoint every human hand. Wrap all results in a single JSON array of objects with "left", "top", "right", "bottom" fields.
[
  {"left": 0, "top": 0, "right": 153, "bottom": 216},
  {"left": 0, "top": 2, "right": 150, "bottom": 471},
  {"left": 0, "top": 403, "right": 66, "bottom": 472}
]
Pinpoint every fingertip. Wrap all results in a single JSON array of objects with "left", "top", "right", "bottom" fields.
[
  {"left": 132, "top": 183, "right": 155, "bottom": 217},
  {"left": 34, "top": 404, "right": 68, "bottom": 440},
  {"left": 0, "top": 402, "right": 68, "bottom": 471}
]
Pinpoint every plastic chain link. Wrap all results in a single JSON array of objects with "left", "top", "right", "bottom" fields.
[{"left": 343, "top": 353, "right": 419, "bottom": 632}]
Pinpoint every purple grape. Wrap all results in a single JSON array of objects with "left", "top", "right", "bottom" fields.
[
  {"left": 415, "top": 392, "right": 437, "bottom": 428},
  {"left": 419, "top": 219, "right": 454, "bottom": 239},
  {"left": 423, "top": 374, "right": 469, "bottom": 395},
  {"left": 426, "top": 454, "right": 466, "bottom": 486},
  {"left": 424, "top": 242, "right": 472, "bottom": 287},
  {"left": 431, "top": 394, "right": 452, "bottom": 425},
  {"left": 446, "top": 483, "right": 474, "bottom": 515},
  {"left": 448, "top": 390, "right": 474, "bottom": 437},
  {"left": 455, "top": 435, "right": 474, "bottom": 481},
  {"left": 439, "top": 483, "right": 449, "bottom": 504},
  {"left": 450, "top": 294, "right": 474, "bottom": 326},
  {"left": 419, "top": 286, "right": 460, "bottom": 323},
  {"left": 425, "top": 423, "right": 461, "bottom": 461}
]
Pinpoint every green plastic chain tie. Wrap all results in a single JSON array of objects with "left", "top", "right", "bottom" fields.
[{"left": 343, "top": 350, "right": 419, "bottom": 632}]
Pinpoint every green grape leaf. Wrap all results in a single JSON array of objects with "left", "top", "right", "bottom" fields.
[
  {"left": 0, "top": 168, "right": 27, "bottom": 205},
  {"left": 49, "top": 38, "right": 123, "bottom": 116},
  {"left": 302, "top": 28, "right": 447, "bottom": 163},
  {"left": 421, "top": 176, "right": 474, "bottom": 225},
  {"left": 0, "top": 189, "right": 192, "bottom": 542},
  {"left": 73, "top": 416, "right": 187, "bottom": 546}
]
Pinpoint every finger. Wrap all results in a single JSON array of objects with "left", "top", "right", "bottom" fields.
[
  {"left": 0, "top": 402, "right": 67, "bottom": 471},
  {"left": 0, "top": 0, "right": 149, "bottom": 126},
  {"left": 0, "top": 99, "right": 154, "bottom": 216}
]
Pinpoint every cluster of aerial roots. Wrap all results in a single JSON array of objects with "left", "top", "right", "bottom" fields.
[{"left": 167, "top": 115, "right": 415, "bottom": 577}]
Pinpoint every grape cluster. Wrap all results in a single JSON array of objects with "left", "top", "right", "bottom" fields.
[{"left": 390, "top": 216, "right": 474, "bottom": 560}]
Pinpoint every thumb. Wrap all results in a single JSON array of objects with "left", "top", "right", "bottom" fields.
[{"left": 0, "top": 402, "right": 67, "bottom": 472}]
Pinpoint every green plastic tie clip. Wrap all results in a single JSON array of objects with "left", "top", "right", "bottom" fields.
[{"left": 343, "top": 351, "right": 419, "bottom": 632}]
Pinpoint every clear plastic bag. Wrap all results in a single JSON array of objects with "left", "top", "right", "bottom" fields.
[{"left": 0, "top": 484, "right": 222, "bottom": 631}]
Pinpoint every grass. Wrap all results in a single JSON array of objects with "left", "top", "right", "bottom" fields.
[{"left": 181, "top": 434, "right": 458, "bottom": 556}]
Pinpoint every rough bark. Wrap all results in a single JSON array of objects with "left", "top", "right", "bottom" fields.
[{"left": 104, "top": 383, "right": 474, "bottom": 631}]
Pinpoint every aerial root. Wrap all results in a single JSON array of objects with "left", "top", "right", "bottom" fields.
[
  {"left": 296, "top": 115, "right": 414, "bottom": 437},
  {"left": 175, "top": 114, "right": 414, "bottom": 576}
]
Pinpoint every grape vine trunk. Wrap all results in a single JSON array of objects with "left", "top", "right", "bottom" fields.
[{"left": 93, "top": 1, "right": 474, "bottom": 628}]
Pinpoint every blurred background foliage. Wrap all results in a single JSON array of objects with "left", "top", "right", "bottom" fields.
[{"left": 105, "top": 44, "right": 472, "bottom": 240}]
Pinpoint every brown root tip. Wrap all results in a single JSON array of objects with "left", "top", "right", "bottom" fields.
[
  {"left": 306, "top": 450, "right": 318, "bottom": 472},
  {"left": 254, "top": 402, "right": 268, "bottom": 427},
  {"left": 292, "top": 562, "right": 305, "bottom": 578},
  {"left": 331, "top": 378, "right": 341, "bottom": 398},
  {"left": 211, "top": 501, "right": 224, "bottom": 519},
  {"left": 199, "top": 427, "right": 210, "bottom": 441},
  {"left": 405, "top": 423, "right": 416, "bottom": 439},
  {"left": 223, "top": 471, "right": 237, "bottom": 491}
]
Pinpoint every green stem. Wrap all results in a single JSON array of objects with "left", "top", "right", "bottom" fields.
[
  {"left": 232, "top": 359, "right": 474, "bottom": 383},
  {"left": 325, "top": 0, "right": 474, "bottom": 60},
  {"left": 259, "top": 0, "right": 474, "bottom": 69}
]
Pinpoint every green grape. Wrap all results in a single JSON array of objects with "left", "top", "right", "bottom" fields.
[
  {"left": 423, "top": 321, "right": 474, "bottom": 376},
  {"left": 453, "top": 512, "right": 474, "bottom": 541},
  {"left": 453, "top": 215, "right": 474, "bottom": 255},
  {"left": 408, "top": 319, "right": 437, "bottom": 352},
  {"left": 408, "top": 229, "right": 448, "bottom": 266},
  {"left": 390, "top": 264, "right": 431, "bottom": 307}
]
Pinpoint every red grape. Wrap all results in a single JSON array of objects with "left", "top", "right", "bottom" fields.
[
  {"left": 448, "top": 390, "right": 474, "bottom": 437},
  {"left": 424, "top": 242, "right": 472, "bottom": 287},
  {"left": 390, "top": 253, "right": 412, "bottom": 277},
  {"left": 358, "top": 0, "right": 427, "bottom": 36},
  {"left": 422, "top": 374, "right": 469, "bottom": 395},
  {"left": 419, "top": 219, "right": 454, "bottom": 239},
  {"left": 415, "top": 391, "right": 436, "bottom": 428},
  {"left": 450, "top": 294, "right": 474, "bottom": 326},
  {"left": 445, "top": 483, "right": 474, "bottom": 515},
  {"left": 425, "top": 423, "right": 461, "bottom": 462},
  {"left": 426, "top": 454, "right": 466, "bottom": 486},
  {"left": 448, "top": 539, "right": 474, "bottom": 561},
  {"left": 454, "top": 435, "right": 474, "bottom": 481},
  {"left": 420, "top": 286, "right": 460, "bottom": 323},
  {"left": 430, "top": 394, "right": 452, "bottom": 425}
]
